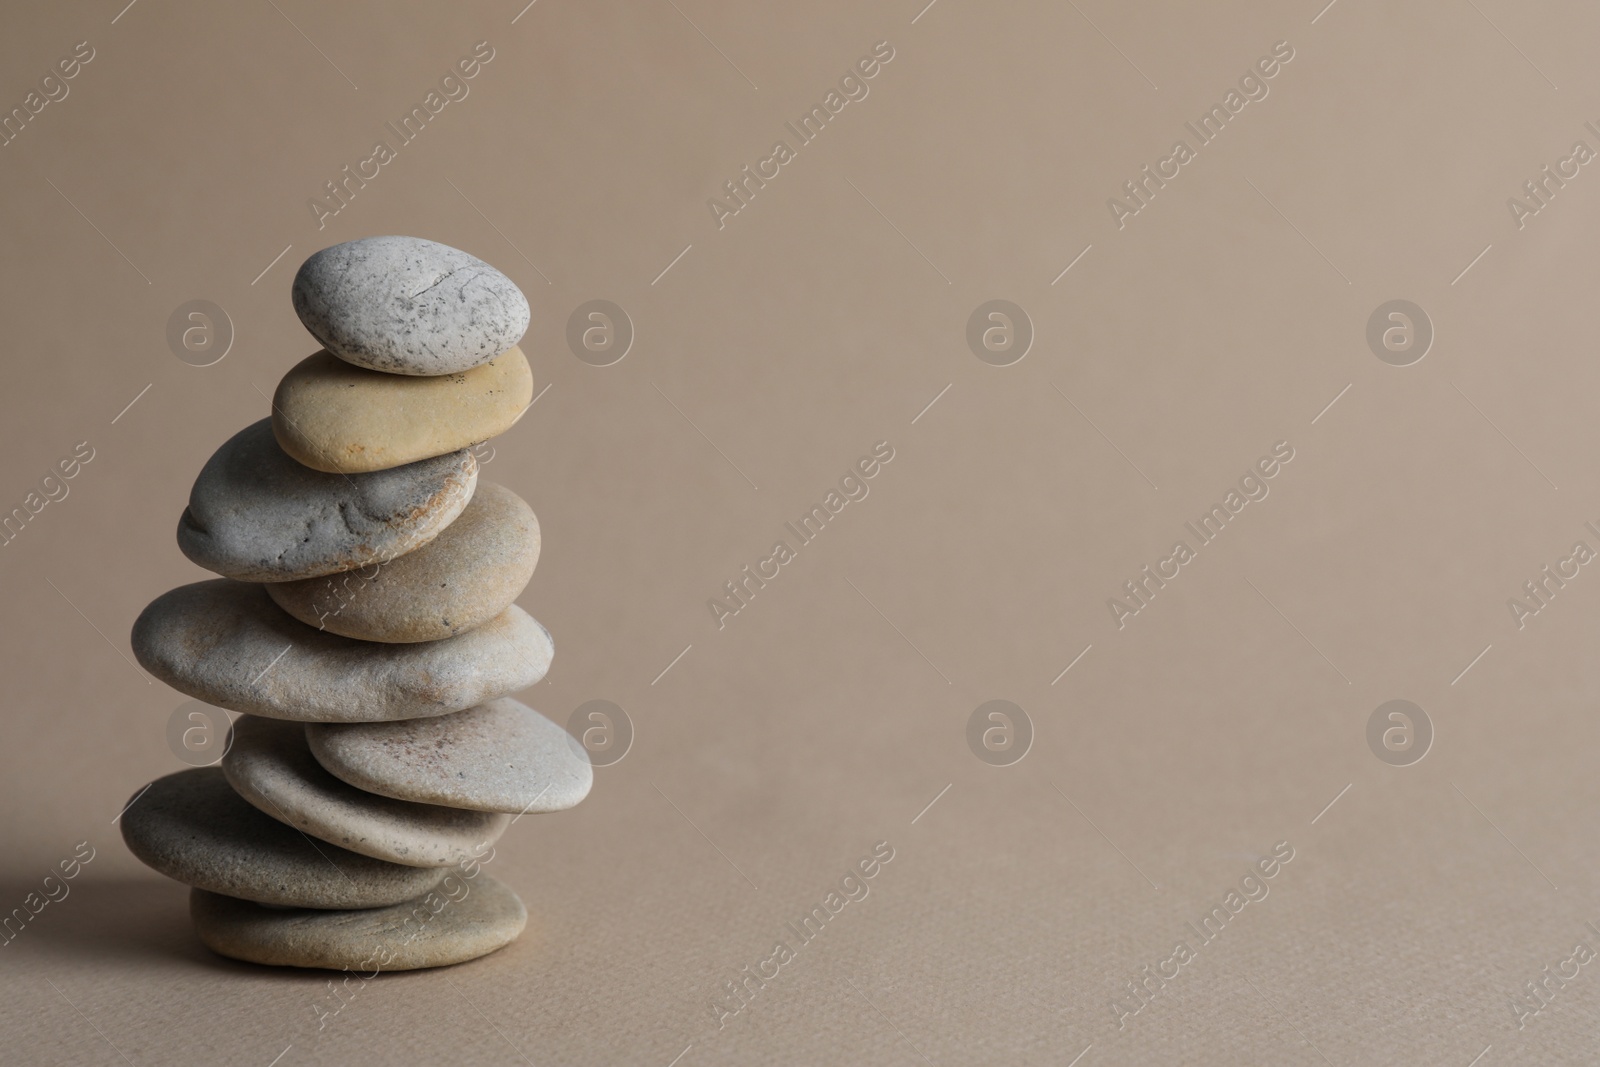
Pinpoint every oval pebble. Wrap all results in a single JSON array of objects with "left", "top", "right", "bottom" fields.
[
  {"left": 120, "top": 769, "right": 447, "bottom": 909},
  {"left": 291, "top": 236, "right": 530, "bottom": 376},
  {"left": 132, "top": 580, "right": 554, "bottom": 722},
  {"left": 223, "top": 715, "right": 510, "bottom": 868},
  {"left": 177, "top": 419, "right": 477, "bottom": 583},
  {"left": 271, "top": 347, "right": 532, "bottom": 474},
  {"left": 308, "top": 697, "right": 592, "bottom": 814},
  {"left": 190, "top": 874, "right": 526, "bottom": 971},
  {"left": 267, "top": 482, "right": 540, "bottom": 643}
]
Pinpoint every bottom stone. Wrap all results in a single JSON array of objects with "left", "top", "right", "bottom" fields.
[{"left": 190, "top": 874, "right": 527, "bottom": 971}]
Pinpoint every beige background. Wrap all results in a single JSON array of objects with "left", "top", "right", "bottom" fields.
[{"left": 3, "top": 0, "right": 1600, "bottom": 1063}]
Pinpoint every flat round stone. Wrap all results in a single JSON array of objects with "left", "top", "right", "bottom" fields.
[
  {"left": 178, "top": 419, "right": 477, "bottom": 583},
  {"left": 266, "top": 482, "right": 540, "bottom": 643},
  {"left": 271, "top": 348, "right": 533, "bottom": 474},
  {"left": 120, "top": 769, "right": 447, "bottom": 909},
  {"left": 291, "top": 236, "right": 530, "bottom": 376},
  {"left": 307, "top": 697, "right": 592, "bottom": 814},
  {"left": 132, "top": 580, "right": 554, "bottom": 722},
  {"left": 223, "top": 715, "right": 510, "bottom": 868},
  {"left": 190, "top": 874, "right": 525, "bottom": 971}
]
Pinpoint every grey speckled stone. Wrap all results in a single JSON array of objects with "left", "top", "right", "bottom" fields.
[
  {"left": 120, "top": 769, "right": 447, "bottom": 909},
  {"left": 132, "top": 580, "right": 554, "bottom": 722},
  {"left": 190, "top": 874, "right": 526, "bottom": 971},
  {"left": 223, "top": 715, "right": 510, "bottom": 868},
  {"left": 267, "top": 482, "right": 540, "bottom": 643},
  {"left": 292, "top": 236, "right": 530, "bottom": 376},
  {"left": 177, "top": 419, "right": 477, "bottom": 583},
  {"left": 308, "top": 697, "right": 592, "bottom": 814}
]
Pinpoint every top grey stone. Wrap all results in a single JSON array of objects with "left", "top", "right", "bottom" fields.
[
  {"left": 292, "top": 236, "right": 530, "bottom": 376},
  {"left": 177, "top": 419, "right": 477, "bottom": 583}
]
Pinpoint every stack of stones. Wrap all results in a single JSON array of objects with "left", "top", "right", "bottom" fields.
[{"left": 120, "top": 236, "right": 591, "bottom": 972}]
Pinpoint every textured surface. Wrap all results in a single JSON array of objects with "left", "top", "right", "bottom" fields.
[
  {"left": 13, "top": 3, "right": 1600, "bottom": 1065},
  {"left": 291, "top": 235, "right": 530, "bottom": 375},
  {"left": 271, "top": 347, "right": 533, "bottom": 474},
  {"left": 119, "top": 769, "right": 448, "bottom": 909},
  {"left": 268, "top": 482, "right": 540, "bottom": 643},
  {"left": 222, "top": 715, "right": 510, "bottom": 868},
  {"left": 177, "top": 419, "right": 477, "bottom": 582},
  {"left": 308, "top": 698, "right": 592, "bottom": 814},
  {"left": 190, "top": 875, "right": 526, "bottom": 971},
  {"left": 132, "top": 580, "right": 554, "bottom": 721}
]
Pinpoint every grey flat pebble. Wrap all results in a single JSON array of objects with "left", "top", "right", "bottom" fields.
[
  {"left": 132, "top": 580, "right": 554, "bottom": 722},
  {"left": 190, "top": 874, "right": 526, "bottom": 971},
  {"left": 223, "top": 715, "right": 510, "bottom": 868},
  {"left": 120, "top": 769, "right": 447, "bottom": 909},
  {"left": 177, "top": 418, "right": 477, "bottom": 583},
  {"left": 267, "top": 482, "right": 540, "bottom": 643},
  {"left": 292, "top": 236, "right": 530, "bottom": 376},
  {"left": 308, "top": 697, "right": 592, "bottom": 814}
]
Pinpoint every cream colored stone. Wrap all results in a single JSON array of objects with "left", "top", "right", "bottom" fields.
[
  {"left": 266, "top": 482, "right": 540, "bottom": 643},
  {"left": 190, "top": 874, "right": 526, "bottom": 971},
  {"left": 271, "top": 347, "right": 532, "bottom": 474}
]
